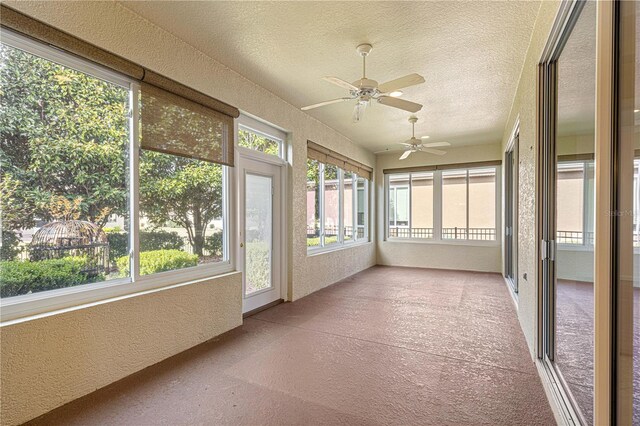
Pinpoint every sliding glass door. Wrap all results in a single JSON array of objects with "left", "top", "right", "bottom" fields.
[
  {"left": 540, "top": 1, "right": 639, "bottom": 423},
  {"left": 504, "top": 134, "right": 518, "bottom": 292},
  {"left": 538, "top": 1, "right": 597, "bottom": 424},
  {"left": 615, "top": 1, "right": 639, "bottom": 423},
  {"left": 553, "top": 3, "right": 597, "bottom": 422}
]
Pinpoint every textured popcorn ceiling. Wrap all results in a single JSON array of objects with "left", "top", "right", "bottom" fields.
[{"left": 121, "top": 1, "right": 541, "bottom": 152}]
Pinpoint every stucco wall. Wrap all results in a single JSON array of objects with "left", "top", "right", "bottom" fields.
[
  {"left": 0, "top": 2, "right": 376, "bottom": 424},
  {"left": 376, "top": 144, "right": 502, "bottom": 273},
  {"left": 0, "top": 273, "right": 242, "bottom": 426},
  {"left": 500, "top": 0, "right": 562, "bottom": 356}
]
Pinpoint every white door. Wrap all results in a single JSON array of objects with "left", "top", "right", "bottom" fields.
[{"left": 239, "top": 156, "right": 282, "bottom": 313}]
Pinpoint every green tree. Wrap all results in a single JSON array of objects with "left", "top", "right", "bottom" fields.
[
  {"left": 139, "top": 151, "right": 222, "bottom": 257},
  {"left": 238, "top": 129, "right": 279, "bottom": 155},
  {"left": 1, "top": 43, "right": 224, "bottom": 260},
  {"left": 306, "top": 159, "right": 320, "bottom": 236},
  {"left": 0, "top": 44, "right": 129, "bottom": 229}
]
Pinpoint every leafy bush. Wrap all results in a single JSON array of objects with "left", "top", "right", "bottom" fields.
[
  {"left": 117, "top": 249, "right": 198, "bottom": 276},
  {"left": 0, "top": 257, "right": 101, "bottom": 298},
  {"left": 106, "top": 230, "right": 185, "bottom": 267},
  {"left": 140, "top": 230, "right": 184, "bottom": 252},
  {"left": 204, "top": 231, "right": 223, "bottom": 257},
  {"left": 306, "top": 236, "right": 338, "bottom": 247},
  {"left": 105, "top": 230, "right": 129, "bottom": 260},
  {"left": 246, "top": 241, "right": 271, "bottom": 292},
  {"left": 1, "top": 230, "right": 22, "bottom": 261}
]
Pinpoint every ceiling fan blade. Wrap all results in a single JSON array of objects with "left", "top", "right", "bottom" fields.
[
  {"left": 377, "top": 96, "right": 423, "bottom": 113},
  {"left": 422, "top": 141, "right": 451, "bottom": 148},
  {"left": 398, "top": 142, "right": 414, "bottom": 147},
  {"left": 420, "top": 147, "right": 447, "bottom": 156},
  {"left": 352, "top": 101, "right": 368, "bottom": 123},
  {"left": 301, "top": 97, "right": 352, "bottom": 111},
  {"left": 322, "top": 76, "right": 358, "bottom": 91},
  {"left": 378, "top": 73, "right": 426, "bottom": 93},
  {"left": 399, "top": 150, "right": 412, "bottom": 160}
]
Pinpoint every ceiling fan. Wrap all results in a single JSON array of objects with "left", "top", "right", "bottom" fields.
[
  {"left": 301, "top": 43, "right": 425, "bottom": 122},
  {"left": 378, "top": 116, "right": 450, "bottom": 160}
]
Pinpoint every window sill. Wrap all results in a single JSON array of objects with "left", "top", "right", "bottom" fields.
[
  {"left": 307, "top": 240, "right": 372, "bottom": 257},
  {"left": 1, "top": 262, "right": 235, "bottom": 324},
  {"left": 557, "top": 244, "right": 594, "bottom": 252},
  {"left": 384, "top": 238, "right": 500, "bottom": 247}
]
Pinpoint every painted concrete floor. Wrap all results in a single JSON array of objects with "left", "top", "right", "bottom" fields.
[
  {"left": 27, "top": 266, "right": 555, "bottom": 425},
  {"left": 556, "top": 281, "right": 640, "bottom": 426}
]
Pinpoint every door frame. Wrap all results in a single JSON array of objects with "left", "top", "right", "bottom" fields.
[
  {"left": 237, "top": 149, "right": 287, "bottom": 313},
  {"left": 536, "top": 0, "right": 618, "bottom": 424},
  {"left": 504, "top": 120, "right": 519, "bottom": 296},
  {"left": 234, "top": 114, "right": 289, "bottom": 314}
]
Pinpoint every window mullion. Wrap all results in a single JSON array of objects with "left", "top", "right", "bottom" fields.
[
  {"left": 352, "top": 174, "right": 357, "bottom": 242},
  {"left": 434, "top": 171, "right": 443, "bottom": 240},
  {"left": 466, "top": 169, "right": 470, "bottom": 240},
  {"left": 365, "top": 178, "right": 369, "bottom": 241},
  {"left": 408, "top": 173, "right": 413, "bottom": 238},
  {"left": 130, "top": 83, "right": 140, "bottom": 281},
  {"left": 338, "top": 168, "right": 344, "bottom": 245},
  {"left": 319, "top": 163, "right": 325, "bottom": 248}
]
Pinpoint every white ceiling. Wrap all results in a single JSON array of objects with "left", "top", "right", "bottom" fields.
[{"left": 122, "top": 1, "right": 542, "bottom": 152}]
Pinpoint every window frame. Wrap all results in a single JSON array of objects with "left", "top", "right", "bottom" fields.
[
  {"left": 307, "top": 161, "right": 371, "bottom": 254},
  {"left": 388, "top": 185, "right": 411, "bottom": 228},
  {"left": 0, "top": 30, "right": 234, "bottom": 322},
  {"left": 385, "top": 166, "right": 501, "bottom": 246},
  {"left": 555, "top": 159, "right": 595, "bottom": 249},
  {"left": 356, "top": 175, "right": 370, "bottom": 242},
  {"left": 237, "top": 114, "right": 287, "bottom": 160}
]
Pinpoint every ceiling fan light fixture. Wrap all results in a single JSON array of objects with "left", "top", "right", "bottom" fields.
[{"left": 389, "top": 90, "right": 403, "bottom": 97}]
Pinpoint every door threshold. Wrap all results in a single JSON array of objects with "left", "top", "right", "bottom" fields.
[{"left": 243, "top": 299, "right": 284, "bottom": 318}]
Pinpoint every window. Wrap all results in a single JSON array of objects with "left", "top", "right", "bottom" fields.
[
  {"left": 385, "top": 166, "right": 498, "bottom": 242},
  {"left": 388, "top": 173, "right": 435, "bottom": 238},
  {"left": 442, "top": 170, "right": 468, "bottom": 239},
  {"left": 307, "top": 159, "right": 370, "bottom": 252},
  {"left": 556, "top": 160, "right": 594, "bottom": 246},
  {"left": 238, "top": 127, "right": 281, "bottom": 156},
  {"left": 306, "top": 159, "right": 321, "bottom": 247},
  {"left": 468, "top": 168, "right": 497, "bottom": 240},
  {"left": 388, "top": 175, "right": 410, "bottom": 235},
  {"left": 411, "top": 172, "right": 434, "bottom": 238},
  {"left": 343, "top": 171, "right": 354, "bottom": 241},
  {"left": 237, "top": 115, "right": 285, "bottom": 159},
  {"left": 138, "top": 151, "right": 226, "bottom": 274},
  {"left": 0, "top": 32, "right": 231, "bottom": 306},
  {"left": 323, "top": 164, "right": 340, "bottom": 246},
  {"left": 634, "top": 159, "right": 640, "bottom": 248},
  {"left": 356, "top": 176, "right": 368, "bottom": 240},
  {"left": 0, "top": 39, "right": 131, "bottom": 298}
]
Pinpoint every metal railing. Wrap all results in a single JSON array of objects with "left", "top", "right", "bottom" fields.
[
  {"left": 306, "top": 225, "right": 366, "bottom": 240},
  {"left": 388, "top": 227, "right": 434, "bottom": 239},
  {"left": 443, "top": 227, "right": 496, "bottom": 241},
  {"left": 388, "top": 227, "right": 496, "bottom": 241},
  {"left": 556, "top": 230, "right": 595, "bottom": 245}
]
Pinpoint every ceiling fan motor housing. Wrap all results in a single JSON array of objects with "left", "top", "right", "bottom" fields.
[
  {"left": 356, "top": 43, "right": 373, "bottom": 56},
  {"left": 351, "top": 78, "right": 379, "bottom": 96}
]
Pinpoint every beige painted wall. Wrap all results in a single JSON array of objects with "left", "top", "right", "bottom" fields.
[
  {"left": 0, "top": 2, "right": 376, "bottom": 424},
  {"left": 1, "top": 273, "right": 242, "bottom": 426},
  {"left": 500, "top": 0, "right": 563, "bottom": 356},
  {"left": 376, "top": 144, "right": 502, "bottom": 273}
]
